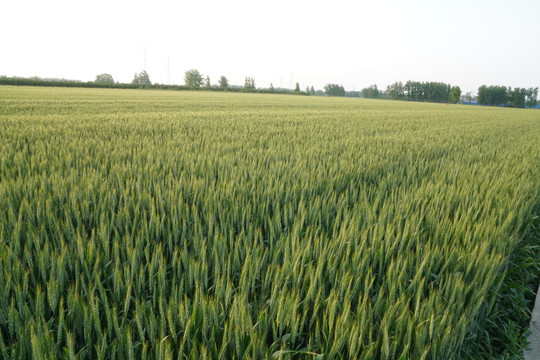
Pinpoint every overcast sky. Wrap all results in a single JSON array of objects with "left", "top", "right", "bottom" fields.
[{"left": 1, "top": 0, "right": 539, "bottom": 93}]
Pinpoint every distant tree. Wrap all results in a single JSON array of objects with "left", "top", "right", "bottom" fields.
[
  {"left": 525, "top": 87, "right": 538, "bottom": 108},
  {"left": 324, "top": 83, "right": 345, "bottom": 96},
  {"left": 396, "top": 81, "right": 450, "bottom": 103},
  {"left": 386, "top": 81, "right": 404, "bottom": 100},
  {"left": 218, "top": 75, "right": 229, "bottom": 89},
  {"left": 508, "top": 87, "right": 526, "bottom": 108},
  {"left": 477, "top": 85, "right": 508, "bottom": 106},
  {"left": 132, "top": 70, "right": 151, "bottom": 86},
  {"left": 370, "top": 85, "right": 379, "bottom": 98},
  {"left": 244, "top": 76, "right": 255, "bottom": 89},
  {"left": 361, "top": 84, "right": 379, "bottom": 99},
  {"left": 425, "top": 82, "right": 451, "bottom": 102},
  {"left": 204, "top": 75, "right": 211, "bottom": 88},
  {"left": 270, "top": 83, "right": 275, "bottom": 92},
  {"left": 449, "top": 86, "right": 461, "bottom": 104},
  {"left": 305, "top": 86, "right": 310, "bottom": 93},
  {"left": 477, "top": 85, "right": 488, "bottom": 105},
  {"left": 310, "top": 86, "right": 315, "bottom": 94},
  {"left": 184, "top": 69, "right": 204, "bottom": 88},
  {"left": 477, "top": 85, "right": 539, "bottom": 107},
  {"left": 491, "top": 86, "right": 508, "bottom": 105},
  {"left": 94, "top": 73, "right": 114, "bottom": 85},
  {"left": 404, "top": 80, "right": 426, "bottom": 101},
  {"left": 295, "top": 82, "right": 300, "bottom": 92},
  {"left": 139, "top": 71, "right": 151, "bottom": 85}
]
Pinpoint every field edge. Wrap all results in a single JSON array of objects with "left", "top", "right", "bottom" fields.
[{"left": 459, "top": 204, "right": 540, "bottom": 359}]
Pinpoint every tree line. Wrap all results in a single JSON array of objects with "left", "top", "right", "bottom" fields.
[
  {"left": 2, "top": 73, "right": 538, "bottom": 108},
  {"left": 477, "top": 85, "right": 538, "bottom": 108},
  {"left": 0, "top": 74, "right": 309, "bottom": 95},
  {"left": 381, "top": 81, "right": 462, "bottom": 103},
  {"left": 357, "top": 82, "right": 538, "bottom": 108},
  {"left": 344, "top": 81, "right": 461, "bottom": 104},
  {"left": 0, "top": 71, "right": 363, "bottom": 98}
]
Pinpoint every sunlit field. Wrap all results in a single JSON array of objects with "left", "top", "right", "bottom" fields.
[{"left": 1, "top": 86, "right": 539, "bottom": 359}]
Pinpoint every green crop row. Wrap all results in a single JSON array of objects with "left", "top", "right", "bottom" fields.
[{"left": 0, "top": 86, "right": 539, "bottom": 359}]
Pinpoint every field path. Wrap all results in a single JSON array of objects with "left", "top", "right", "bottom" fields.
[{"left": 525, "top": 284, "right": 540, "bottom": 359}]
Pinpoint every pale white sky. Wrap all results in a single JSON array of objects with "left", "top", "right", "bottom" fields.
[{"left": 1, "top": 0, "right": 539, "bottom": 93}]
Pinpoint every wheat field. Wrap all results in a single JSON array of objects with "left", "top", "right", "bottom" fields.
[{"left": 0, "top": 86, "right": 539, "bottom": 359}]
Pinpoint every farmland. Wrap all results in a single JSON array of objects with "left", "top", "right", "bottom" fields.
[{"left": 0, "top": 86, "right": 539, "bottom": 359}]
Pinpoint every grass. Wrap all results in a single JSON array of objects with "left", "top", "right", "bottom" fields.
[{"left": 0, "top": 86, "right": 539, "bottom": 359}]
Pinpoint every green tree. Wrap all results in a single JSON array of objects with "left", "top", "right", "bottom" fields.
[
  {"left": 132, "top": 70, "right": 151, "bottom": 86},
  {"left": 491, "top": 86, "right": 507, "bottom": 105},
  {"left": 218, "top": 76, "right": 229, "bottom": 89},
  {"left": 370, "top": 85, "right": 379, "bottom": 99},
  {"left": 449, "top": 86, "right": 461, "bottom": 104},
  {"left": 324, "top": 83, "right": 345, "bottom": 96},
  {"left": 477, "top": 85, "right": 508, "bottom": 106},
  {"left": 508, "top": 87, "right": 526, "bottom": 108},
  {"left": 361, "top": 84, "right": 379, "bottom": 99},
  {"left": 94, "top": 73, "right": 114, "bottom": 85},
  {"left": 184, "top": 69, "right": 204, "bottom": 88},
  {"left": 204, "top": 76, "right": 211, "bottom": 88},
  {"left": 477, "top": 85, "right": 488, "bottom": 105},
  {"left": 244, "top": 76, "right": 255, "bottom": 90},
  {"left": 386, "top": 81, "right": 404, "bottom": 100},
  {"left": 295, "top": 82, "right": 300, "bottom": 92},
  {"left": 525, "top": 87, "right": 538, "bottom": 108}
]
